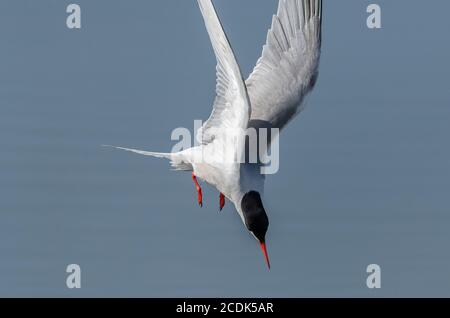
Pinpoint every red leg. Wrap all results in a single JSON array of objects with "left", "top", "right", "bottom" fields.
[
  {"left": 192, "top": 173, "right": 203, "bottom": 207},
  {"left": 220, "top": 193, "right": 225, "bottom": 211}
]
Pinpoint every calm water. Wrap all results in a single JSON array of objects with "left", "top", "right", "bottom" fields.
[{"left": 1, "top": 0, "right": 449, "bottom": 297}]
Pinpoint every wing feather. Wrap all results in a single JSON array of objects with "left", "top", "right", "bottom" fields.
[
  {"left": 246, "top": 0, "right": 322, "bottom": 130},
  {"left": 197, "top": 0, "right": 251, "bottom": 144}
]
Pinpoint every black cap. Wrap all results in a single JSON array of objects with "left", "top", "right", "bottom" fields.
[{"left": 241, "top": 191, "right": 269, "bottom": 242}]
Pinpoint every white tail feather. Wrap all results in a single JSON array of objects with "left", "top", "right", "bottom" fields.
[{"left": 102, "top": 145, "right": 192, "bottom": 171}]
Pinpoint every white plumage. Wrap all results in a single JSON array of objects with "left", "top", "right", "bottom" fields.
[
  {"left": 105, "top": 0, "right": 322, "bottom": 268},
  {"left": 247, "top": 0, "right": 322, "bottom": 130}
]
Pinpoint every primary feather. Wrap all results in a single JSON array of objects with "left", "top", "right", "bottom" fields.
[
  {"left": 246, "top": 0, "right": 322, "bottom": 131},
  {"left": 197, "top": 0, "right": 251, "bottom": 146}
]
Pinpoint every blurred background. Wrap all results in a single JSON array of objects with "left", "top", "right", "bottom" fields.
[{"left": 1, "top": 0, "right": 449, "bottom": 297}]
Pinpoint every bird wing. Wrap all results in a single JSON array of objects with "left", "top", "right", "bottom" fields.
[
  {"left": 246, "top": 0, "right": 322, "bottom": 131},
  {"left": 197, "top": 0, "right": 251, "bottom": 145}
]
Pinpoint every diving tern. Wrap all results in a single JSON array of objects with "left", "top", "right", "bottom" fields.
[{"left": 106, "top": 0, "right": 322, "bottom": 269}]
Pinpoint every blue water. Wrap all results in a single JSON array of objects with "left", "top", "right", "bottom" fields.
[{"left": 1, "top": 0, "right": 449, "bottom": 297}]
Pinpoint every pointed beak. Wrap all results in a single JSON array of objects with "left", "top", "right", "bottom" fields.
[{"left": 259, "top": 241, "right": 271, "bottom": 270}]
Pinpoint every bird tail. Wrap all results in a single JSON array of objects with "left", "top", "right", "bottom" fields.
[{"left": 102, "top": 145, "right": 193, "bottom": 171}]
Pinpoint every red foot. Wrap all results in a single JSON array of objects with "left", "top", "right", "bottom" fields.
[
  {"left": 220, "top": 193, "right": 225, "bottom": 211},
  {"left": 192, "top": 173, "right": 203, "bottom": 207}
]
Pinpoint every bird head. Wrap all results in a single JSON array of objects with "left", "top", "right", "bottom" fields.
[{"left": 240, "top": 191, "right": 270, "bottom": 270}]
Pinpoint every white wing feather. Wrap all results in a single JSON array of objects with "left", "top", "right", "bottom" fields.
[
  {"left": 197, "top": 0, "right": 251, "bottom": 144},
  {"left": 246, "top": 0, "right": 322, "bottom": 130}
]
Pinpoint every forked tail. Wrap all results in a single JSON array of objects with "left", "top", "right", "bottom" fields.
[{"left": 102, "top": 145, "right": 193, "bottom": 171}]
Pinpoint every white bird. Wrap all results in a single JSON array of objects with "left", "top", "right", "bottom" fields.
[{"left": 105, "top": 0, "right": 322, "bottom": 269}]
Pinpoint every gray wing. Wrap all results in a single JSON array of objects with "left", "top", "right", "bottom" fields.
[
  {"left": 197, "top": 0, "right": 251, "bottom": 144},
  {"left": 246, "top": 0, "right": 322, "bottom": 130}
]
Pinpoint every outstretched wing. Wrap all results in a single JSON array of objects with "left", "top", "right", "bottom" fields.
[
  {"left": 197, "top": 0, "right": 251, "bottom": 144},
  {"left": 246, "top": 0, "right": 322, "bottom": 130}
]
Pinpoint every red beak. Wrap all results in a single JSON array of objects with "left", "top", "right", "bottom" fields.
[{"left": 259, "top": 241, "right": 271, "bottom": 270}]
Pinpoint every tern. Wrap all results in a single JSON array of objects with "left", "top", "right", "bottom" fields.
[{"left": 105, "top": 0, "right": 322, "bottom": 269}]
